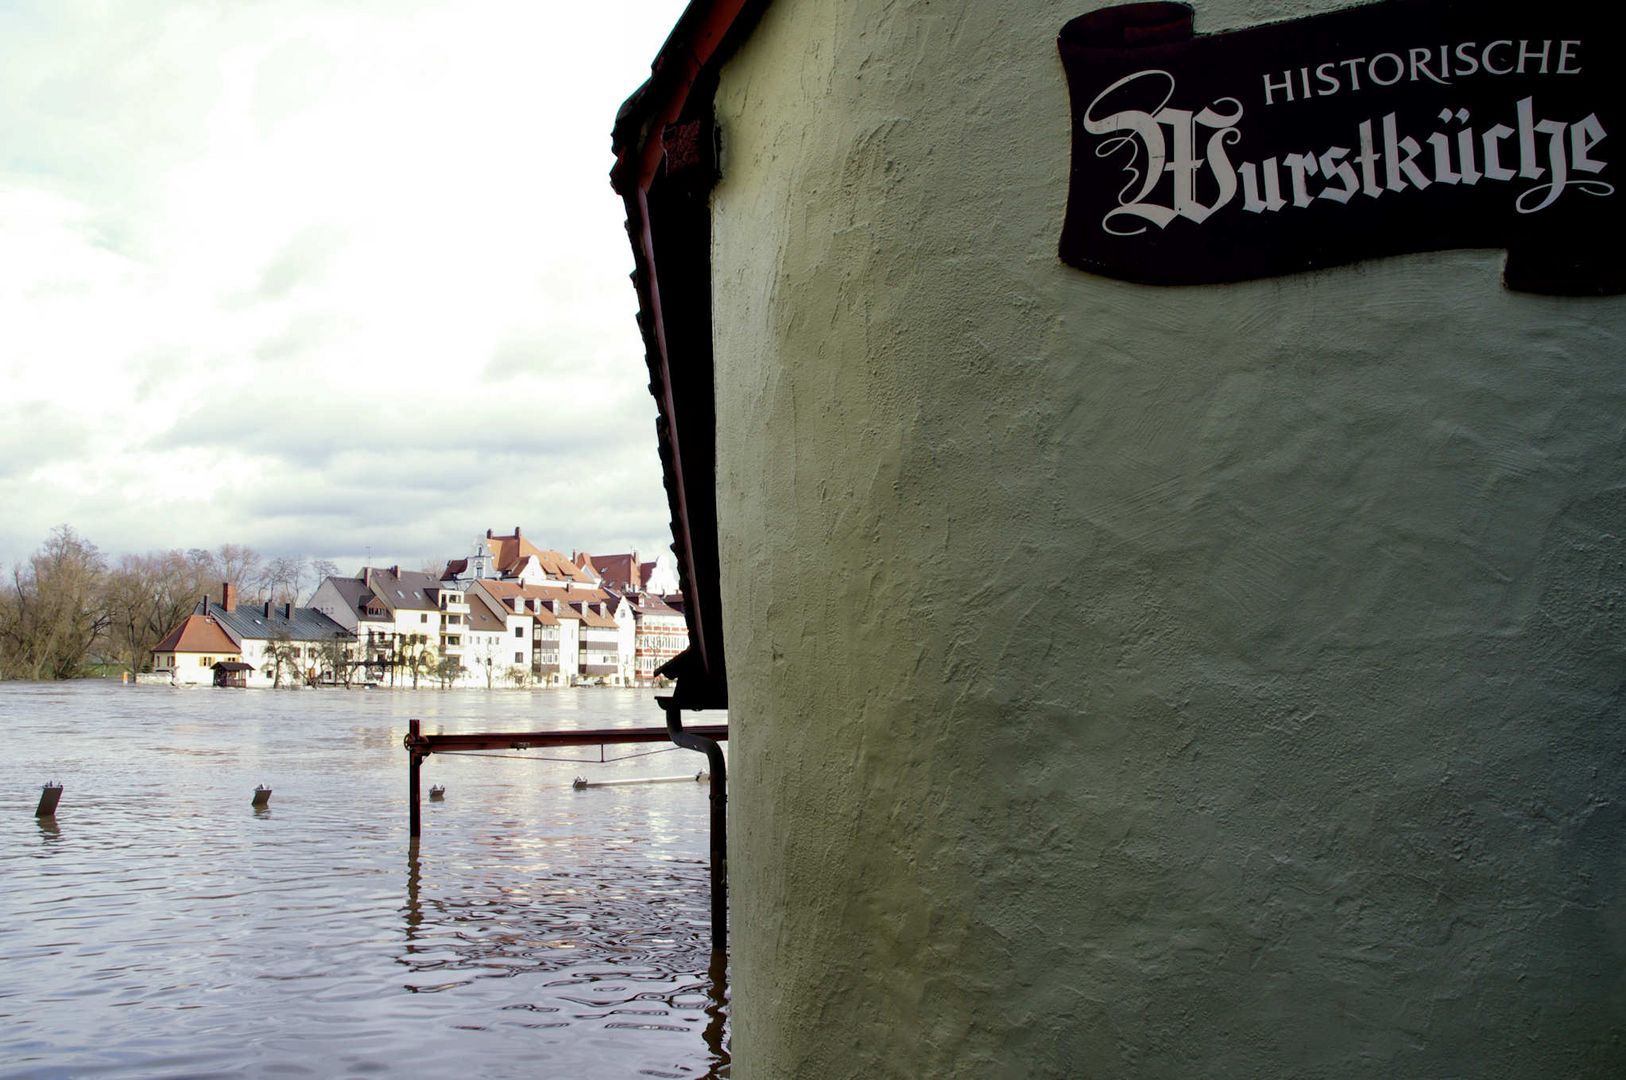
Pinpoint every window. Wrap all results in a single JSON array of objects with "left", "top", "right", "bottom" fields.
[
  {"left": 515, "top": 652, "right": 524, "bottom": 664},
  {"left": 420, "top": 613, "right": 428, "bottom": 623},
  {"left": 200, "top": 656, "right": 212, "bottom": 667},
  {"left": 514, "top": 626, "right": 524, "bottom": 638}
]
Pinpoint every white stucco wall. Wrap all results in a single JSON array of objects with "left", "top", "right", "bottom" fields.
[
  {"left": 154, "top": 651, "right": 231, "bottom": 686},
  {"left": 710, "top": 1, "right": 1626, "bottom": 1076}
]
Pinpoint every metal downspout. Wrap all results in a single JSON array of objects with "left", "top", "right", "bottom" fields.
[{"left": 660, "top": 695, "right": 727, "bottom": 953}]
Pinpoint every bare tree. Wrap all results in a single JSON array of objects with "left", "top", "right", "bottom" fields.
[
  {"left": 468, "top": 634, "right": 502, "bottom": 688},
  {"left": 394, "top": 632, "right": 434, "bottom": 689},
  {"left": 0, "top": 526, "right": 109, "bottom": 680},
  {"left": 102, "top": 549, "right": 221, "bottom": 675},
  {"left": 265, "top": 632, "right": 303, "bottom": 689},
  {"left": 261, "top": 556, "right": 307, "bottom": 607},
  {"left": 321, "top": 632, "right": 356, "bottom": 687},
  {"left": 215, "top": 543, "right": 264, "bottom": 601}
]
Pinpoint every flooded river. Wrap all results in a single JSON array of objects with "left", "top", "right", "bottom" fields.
[{"left": 0, "top": 682, "right": 727, "bottom": 1078}]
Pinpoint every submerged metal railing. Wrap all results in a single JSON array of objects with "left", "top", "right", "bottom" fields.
[{"left": 403, "top": 708, "right": 728, "bottom": 950}]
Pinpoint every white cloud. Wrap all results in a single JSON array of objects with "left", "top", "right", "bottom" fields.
[{"left": 0, "top": 0, "right": 689, "bottom": 570}]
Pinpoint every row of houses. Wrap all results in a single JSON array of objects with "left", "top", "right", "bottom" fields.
[{"left": 151, "top": 527, "right": 689, "bottom": 689}]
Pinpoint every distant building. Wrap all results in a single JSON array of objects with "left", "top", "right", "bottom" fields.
[
  {"left": 153, "top": 582, "right": 351, "bottom": 687},
  {"left": 309, "top": 567, "right": 444, "bottom": 684},
  {"left": 633, "top": 593, "right": 688, "bottom": 684},
  {"left": 468, "top": 577, "right": 638, "bottom": 685},
  {"left": 459, "top": 589, "right": 511, "bottom": 685},
  {"left": 474, "top": 527, "right": 597, "bottom": 586},
  {"left": 468, "top": 578, "right": 556, "bottom": 684},
  {"left": 576, "top": 551, "right": 639, "bottom": 592},
  {"left": 151, "top": 610, "right": 242, "bottom": 686},
  {"left": 309, "top": 574, "right": 395, "bottom": 655},
  {"left": 643, "top": 552, "right": 681, "bottom": 594}
]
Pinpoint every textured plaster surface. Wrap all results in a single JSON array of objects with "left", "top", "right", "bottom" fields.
[{"left": 709, "top": 1, "right": 1626, "bottom": 1076}]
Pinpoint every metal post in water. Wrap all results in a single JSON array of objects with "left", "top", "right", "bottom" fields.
[
  {"left": 709, "top": 748, "right": 728, "bottom": 954},
  {"left": 36, "top": 782, "right": 63, "bottom": 818},
  {"left": 408, "top": 718, "right": 422, "bottom": 839}
]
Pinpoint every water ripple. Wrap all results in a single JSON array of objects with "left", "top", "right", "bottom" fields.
[{"left": 0, "top": 683, "right": 729, "bottom": 1078}]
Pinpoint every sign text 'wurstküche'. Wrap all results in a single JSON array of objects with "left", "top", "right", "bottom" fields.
[{"left": 1059, "top": 1, "right": 1624, "bottom": 294}]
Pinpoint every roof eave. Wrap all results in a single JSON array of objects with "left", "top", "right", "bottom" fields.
[{"left": 610, "top": 0, "right": 772, "bottom": 712}]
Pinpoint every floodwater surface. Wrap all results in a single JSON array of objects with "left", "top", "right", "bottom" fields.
[{"left": 0, "top": 682, "right": 727, "bottom": 1078}]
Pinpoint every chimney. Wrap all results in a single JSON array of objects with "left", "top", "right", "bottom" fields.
[
  {"left": 284, "top": 603, "right": 294, "bottom": 621},
  {"left": 264, "top": 601, "right": 273, "bottom": 618},
  {"left": 486, "top": 528, "right": 493, "bottom": 539},
  {"left": 390, "top": 565, "right": 400, "bottom": 577},
  {"left": 222, "top": 582, "right": 237, "bottom": 613}
]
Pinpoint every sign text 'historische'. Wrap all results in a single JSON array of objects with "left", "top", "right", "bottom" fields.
[{"left": 1058, "top": 1, "right": 1624, "bottom": 294}]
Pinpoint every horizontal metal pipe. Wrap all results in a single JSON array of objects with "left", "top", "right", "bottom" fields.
[
  {"left": 406, "top": 723, "right": 727, "bottom": 755},
  {"left": 572, "top": 773, "right": 708, "bottom": 788}
]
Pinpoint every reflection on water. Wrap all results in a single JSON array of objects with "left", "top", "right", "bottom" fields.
[{"left": 0, "top": 682, "right": 729, "bottom": 1078}]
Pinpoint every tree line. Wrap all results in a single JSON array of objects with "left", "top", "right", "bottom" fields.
[{"left": 0, "top": 525, "right": 341, "bottom": 680}]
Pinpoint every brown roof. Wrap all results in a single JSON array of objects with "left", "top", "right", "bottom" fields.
[
  {"left": 574, "top": 602, "right": 619, "bottom": 629},
  {"left": 470, "top": 579, "right": 564, "bottom": 625},
  {"left": 639, "top": 561, "right": 657, "bottom": 589},
  {"left": 638, "top": 593, "right": 680, "bottom": 615},
  {"left": 485, "top": 531, "right": 594, "bottom": 583},
  {"left": 583, "top": 552, "right": 638, "bottom": 590},
  {"left": 153, "top": 614, "right": 240, "bottom": 656},
  {"left": 464, "top": 601, "right": 506, "bottom": 632},
  {"left": 476, "top": 578, "right": 611, "bottom": 605}
]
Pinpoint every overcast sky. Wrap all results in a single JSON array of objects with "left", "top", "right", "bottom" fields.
[{"left": 0, "top": 0, "right": 690, "bottom": 574}]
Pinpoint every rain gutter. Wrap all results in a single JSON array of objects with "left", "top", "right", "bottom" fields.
[{"left": 609, "top": 0, "right": 775, "bottom": 713}]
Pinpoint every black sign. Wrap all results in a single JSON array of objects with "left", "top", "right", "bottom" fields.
[{"left": 1059, "top": 1, "right": 1624, "bottom": 294}]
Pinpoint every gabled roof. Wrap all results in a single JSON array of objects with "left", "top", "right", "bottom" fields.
[
  {"left": 469, "top": 578, "right": 563, "bottom": 625},
  {"left": 318, "top": 575, "right": 394, "bottom": 622},
  {"left": 475, "top": 578, "right": 612, "bottom": 607},
  {"left": 209, "top": 600, "right": 352, "bottom": 644},
  {"left": 574, "top": 603, "right": 619, "bottom": 629},
  {"left": 464, "top": 601, "right": 507, "bottom": 633},
  {"left": 486, "top": 531, "right": 594, "bottom": 582},
  {"left": 637, "top": 593, "right": 681, "bottom": 616},
  {"left": 582, "top": 552, "right": 638, "bottom": 590},
  {"left": 153, "top": 613, "right": 240, "bottom": 655},
  {"left": 639, "top": 561, "right": 657, "bottom": 590},
  {"left": 363, "top": 567, "right": 441, "bottom": 611}
]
